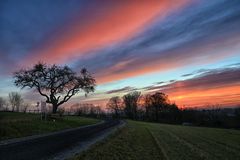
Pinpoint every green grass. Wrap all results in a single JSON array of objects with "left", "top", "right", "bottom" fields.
[
  {"left": 0, "top": 112, "right": 100, "bottom": 141},
  {"left": 74, "top": 120, "right": 240, "bottom": 160}
]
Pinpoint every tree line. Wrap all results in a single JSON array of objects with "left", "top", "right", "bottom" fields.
[
  {"left": 107, "top": 91, "right": 179, "bottom": 122},
  {"left": 0, "top": 92, "right": 29, "bottom": 112},
  {"left": 106, "top": 91, "right": 240, "bottom": 128},
  {"left": 68, "top": 103, "right": 106, "bottom": 118}
]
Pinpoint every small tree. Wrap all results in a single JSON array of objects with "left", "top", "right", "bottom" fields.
[
  {"left": 14, "top": 62, "right": 95, "bottom": 113},
  {"left": 123, "top": 91, "right": 141, "bottom": 119},
  {"left": 107, "top": 96, "right": 122, "bottom": 118},
  {"left": 0, "top": 97, "right": 6, "bottom": 111},
  {"left": 8, "top": 92, "right": 23, "bottom": 112},
  {"left": 21, "top": 103, "right": 29, "bottom": 113}
]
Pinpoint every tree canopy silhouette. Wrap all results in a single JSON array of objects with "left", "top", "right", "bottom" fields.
[
  {"left": 8, "top": 92, "right": 23, "bottom": 112},
  {"left": 123, "top": 91, "right": 141, "bottom": 120},
  {"left": 107, "top": 96, "right": 122, "bottom": 118},
  {"left": 145, "top": 92, "right": 171, "bottom": 121},
  {"left": 14, "top": 62, "right": 96, "bottom": 113}
]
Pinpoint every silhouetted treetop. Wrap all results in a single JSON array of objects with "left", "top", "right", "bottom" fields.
[
  {"left": 107, "top": 96, "right": 123, "bottom": 118},
  {"left": 123, "top": 91, "right": 141, "bottom": 120},
  {"left": 145, "top": 92, "right": 170, "bottom": 108}
]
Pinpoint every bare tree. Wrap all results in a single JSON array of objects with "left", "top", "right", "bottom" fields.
[
  {"left": 0, "top": 97, "right": 6, "bottom": 111},
  {"left": 107, "top": 96, "right": 123, "bottom": 118},
  {"left": 8, "top": 92, "right": 23, "bottom": 112},
  {"left": 123, "top": 91, "right": 141, "bottom": 119},
  {"left": 21, "top": 103, "right": 29, "bottom": 113},
  {"left": 144, "top": 92, "right": 170, "bottom": 121},
  {"left": 14, "top": 62, "right": 96, "bottom": 113}
]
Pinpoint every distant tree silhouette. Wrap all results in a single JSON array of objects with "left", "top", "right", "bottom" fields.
[
  {"left": 123, "top": 91, "right": 141, "bottom": 119},
  {"left": 104, "top": 91, "right": 240, "bottom": 128},
  {"left": 107, "top": 96, "right": 122, "bottom": 118},
  {"left": 235, "top": 107, "right": 240, "bottom": 128},
  {"left": 0, "top": 97, "right": 6, "bottom": 110},
  {"left": 8, "top": 92, "right": 23, "bottom": 112},
  {"left": 14, "top": 62, "right": 95, "bottom": 113},
  {"left": 71, "top": 103, "right": 105, "bottom": 118},
  {"left": 21, "top": 103, "right": 29, "bottom": 113},
  {"left": 144, "top": 92, "right": 170, "bottom": 121}
]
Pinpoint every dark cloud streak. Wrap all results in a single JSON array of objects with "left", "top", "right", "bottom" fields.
[
  {"left": 144, "top": 67, "right": 240, "bottom": 93},
  {"left": 106, "top": 86, "right": 136, "bottom": 94}
]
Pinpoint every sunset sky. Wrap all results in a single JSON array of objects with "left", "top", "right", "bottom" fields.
[{"left": 0, "top": 0, "right": 240, "bottom": 108}]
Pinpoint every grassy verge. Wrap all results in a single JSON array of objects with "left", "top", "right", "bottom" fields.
[
  {"left": 73, "top": 120, "right": 240, "bottom": 160},
  {"left": 0, "top": 112, "right": 100, "bottom": 141}
]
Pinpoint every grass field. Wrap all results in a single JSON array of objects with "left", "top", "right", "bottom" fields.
[
  {"left": 0, "top": 112, "right": 100, "bottom": 141},
  {"left": 74, "top": 120, "right": 240, "bottom": 160}
]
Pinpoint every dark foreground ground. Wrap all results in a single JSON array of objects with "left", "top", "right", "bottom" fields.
[
  {"left": 74, "top": 120, "right": 240, "bottom": 160},
  {"left": 0, "top": 120, "right": 120, "bottom": 160},
  {"left": 0, "top": 112, "right": 100, "bottom": 140}
]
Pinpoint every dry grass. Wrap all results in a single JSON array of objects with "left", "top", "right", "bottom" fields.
[
  {"left": 73, "top": 120, "right": 240, "bottom": 160},
  {"left": 0, "top": 112, "right": 100, "bottom": 140}
]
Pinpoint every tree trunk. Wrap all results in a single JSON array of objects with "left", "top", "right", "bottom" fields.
[
  {"left": 155, "top": 107, "right": 159, "bottom": 122},
  {"left": 52, "top": 104, "right": 58, "bottom": 113},
  {"left": 12, "top": 105, "right": 15, "bottom": 112}
]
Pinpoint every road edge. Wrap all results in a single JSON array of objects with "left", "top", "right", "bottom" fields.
[
  {"left": 50, "top": 120, "right": 126, "bottom": 160},
  {"left": 0, "top": 120, "right": 105, "bottom": 146}
]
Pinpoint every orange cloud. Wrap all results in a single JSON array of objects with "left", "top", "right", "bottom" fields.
[
  {"left": 142, "top": 67, "right": 240, "bottom": 108},
  {"left": 75, "top": 85, "right": 240, "bottom": 108},
  {"left": 169, "top": 85, "right": 240, "bottom": 108},
  {"left": 26, "top": 0, "right": 190, "bottom": 64}
]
